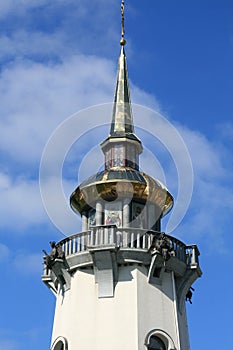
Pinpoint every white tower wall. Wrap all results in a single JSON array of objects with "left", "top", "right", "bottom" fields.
[
  {"left": 51, "top": 266, "right": 183, "bottom": 350},
  {"left": 42, "top": 233, "right": 201, "bottom": 350}
]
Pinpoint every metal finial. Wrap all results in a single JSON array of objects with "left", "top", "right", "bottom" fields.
[{"left": 120, "top": 0, "right": 126, "bottom": 46}]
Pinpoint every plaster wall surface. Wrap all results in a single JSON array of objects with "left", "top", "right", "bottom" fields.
[
  {"left": 52, "top": 266, "right": 138, "bottom": 350},
  {"left": 136, "top": 267, "right": 181, "bottom": 349},
  {"left": 177, "top": 303, "right": 190, "bottom": 350},
  {"left": 51, "top": 265, "right": 190, "bottom": 350}
]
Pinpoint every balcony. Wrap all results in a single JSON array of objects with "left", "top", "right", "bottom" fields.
[{"left": 42, "top": 226, "right": 200, "bottom": 277}]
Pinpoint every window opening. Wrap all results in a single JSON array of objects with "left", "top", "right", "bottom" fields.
[{"left": 148, "top": 335, "right": 166, "bottom": 350}]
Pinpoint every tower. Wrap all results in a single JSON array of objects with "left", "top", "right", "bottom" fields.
[{"left": 42, "top": 3, "right": 202, "bottom": 349}]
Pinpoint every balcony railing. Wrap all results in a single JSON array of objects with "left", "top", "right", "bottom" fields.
[{"left": 42, "top": 226, "right": 199, "bottom": 268}]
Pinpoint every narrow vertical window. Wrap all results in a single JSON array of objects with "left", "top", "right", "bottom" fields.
[
  {"left": 88, "top": 208, "right": 96, "bottom": 226},
  {"left": 113, "top": 144, "right": 124, "bottom": 166},
  {"left": 105, "top": 148, "right": 112, "bottom": 169},
  {"left": 126, "top": 144, "right": 137, "bottom": 169},
  {"left": 132, "top": 202, "right": 147, "bottom": 228}
]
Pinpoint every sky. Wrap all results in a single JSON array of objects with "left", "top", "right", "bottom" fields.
[{"left": 0, "top": 0, "right": 233, "bottom": 349}]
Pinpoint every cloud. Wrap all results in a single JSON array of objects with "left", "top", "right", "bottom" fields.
[
  {"left": 0, "top": 243, "right": 10, "bottom": 262},
  {"left": 0, "top": 0, "right": 117, "bottom": 19},
  {"left": 0, "top": 0, "right": 119, "bottom": 60},
  {"left": 131, "top": 85, "right": 161, "bottom": 111},
  {"left": 0, "top": 0, "right": 47, "bottom": 18},
  {"left": 170, "top": 124, "right": 233, "bottom": 252},
  {"left": 0, "top": 30, "right": 70, "bottom": 61},
  {"left": 0, "top": 339, "right": 18, "bottom": 350},
  {"left": 0, "top": 327, "right": 45, "bottom": 350},
  {"left": 0, "top": 173, "right": 46, "bottom": 230},
  {"left": 216, "top": 122, "right": 233, "bottom": 140},
  {"left": 0, "top": 55, "right": 115, "bottom": 165},
  {"left": 12, "top": 253, "right": 43, "bottom": 275}
]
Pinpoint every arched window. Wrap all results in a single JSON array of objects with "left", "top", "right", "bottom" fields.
[
  {"left": 54, "top": 341, "right": 64, "bottom": 350},
  {"left": 51, "top": 337, "right": 68, "bottom": 350},
  {"left": 148, "top": 335, "right": 166, "bottom": 350}
]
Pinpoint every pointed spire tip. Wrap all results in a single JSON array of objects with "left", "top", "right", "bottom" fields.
[{"left": 120, "top": 0, "right": 126, "bottom": 46}]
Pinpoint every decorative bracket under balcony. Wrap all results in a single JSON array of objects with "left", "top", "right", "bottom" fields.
[
  {"left": 147, "top": 253, "right": 165, "bottom": 285},
  {"left": 88, "top": 245, "right": 118, "bottom": 298},
  {"left": 50, "top": 259, "right": 71, "bottom": 292}
]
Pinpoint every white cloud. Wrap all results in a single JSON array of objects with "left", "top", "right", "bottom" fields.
[
  {"left": 0, "top": 0, "right": 117, "bottom": 19},
  {"left": 0, "top": 55, "right": 115, "bottom": 164},
  {"left": 0, "top": 0, "right": 67, "bottom": 18},
  {"left": 131, "top": 85, "right": 161, "bottom": 111},
  {"left": 0, "top": 30, "right": 70, "bottom": 60},
  {"left": 216, "top": 122, "right": 233, "bottom": 140},
  {"left": 0, "top": 173, "right": 46, "bottom": 230},
  {"left": 12, "top": 252, "right": 42, "bottom": 275},
  {"left": 169, "top": 124, "right": 233, "bottom": 251},
  {"left": 0, "top": 0, "right": 119, "bottom": 57},
  {"left": 0, "top": 243, "right": 10, "bottom": 262},
  {"left": 179, "top": 125, "right": 227, "bottom": 180},
  {"left": 0, "top": 340, "right": 18, "bottom": 350}
]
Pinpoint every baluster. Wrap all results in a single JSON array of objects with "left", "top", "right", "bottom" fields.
[
  {"left": 81, "top": 233, "right": 85, "bottom": 251},
  {"left": 131, "top": 232, "right": 134, "bottom": 248},
  {"left": 65, "top": 241, "right": 69, "bottom": 256},
  {"left": 122, "top": 230, "right": 127, "bottom": 247},
  {"left": 90, "top": 229, "right": 94, "bottom": 246},
  {"left": 142, "top": 233, "right": 146, "bottom": 249},
  {"left": 116, "top": 229, "right": 121, "bottom": 247},
  {"left": 78, "top": 235, "right": 81, "bottom": 252},
  {"left": 191, "top": 246, "right": 196, "bottom": 265},
  {"left": 72, "top": 237, "right": 76, "bottom": 254},
  {"left": 76, "top": 236, "right": 79, "bottom": 252},
  {"left": 86, "top": 231, "right": 89, "bottom": 246},
  {"left": 69, "top": 239, "right": 72, "bottom": 255},
  {"left": 100, "top": 227, "right": 104, "bottom": 245},
  {"left": 95, "top": 227, "right": 99, "bottom": 245},
  {"left": 88, "top": 230, "right": 92, "bottom": 246},
  {"left": 136, "top": 231, "right": 140, "bottom": 248},
  {"left": 104, "top": 227, "right": 109, "bottom": 244}
]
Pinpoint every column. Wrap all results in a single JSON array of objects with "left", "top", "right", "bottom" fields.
[
  {"left": 82, "top": 211, "right": 88, "bottom": 231},
  {"left": 123, "top": 198, "right": 130, "bottom": 228},
  {"left": 96, "top": 201, "right": 103, "bottom": 226}
]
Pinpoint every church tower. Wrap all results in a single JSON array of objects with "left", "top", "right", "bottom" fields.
[{"left": 42, "top": 2, "right": 202, "bottom": 349}]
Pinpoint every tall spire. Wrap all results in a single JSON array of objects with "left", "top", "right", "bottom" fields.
[
  {"left": 110, "top": 46, "right": 135, "bottom": 136},
  {"left": 100, "top": 0, "right": 142, "bottom": 171},
  {"left": 109, "top": 0, "right": 138, "bottom": 141}
]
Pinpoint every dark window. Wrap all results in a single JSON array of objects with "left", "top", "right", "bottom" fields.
[
  {"left": 53, "top": 341, "right": 64, "bottom": 350},
  {"left": 148, "top": 335, "right": 166, "bottom": 350},
  {"left": 153, "top": 267, "right": 162, "bottom": 278}
]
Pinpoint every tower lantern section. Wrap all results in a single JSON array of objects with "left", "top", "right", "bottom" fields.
[
  {"left": 101, "top": 46, "right": 142, "bottom": 171},
  {"left": 70, "top": 46, "right": 174, "bottom": 233}
]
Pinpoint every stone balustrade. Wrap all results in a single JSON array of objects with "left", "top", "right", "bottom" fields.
[{"left": 42, "top": 226, "right": 200, "bottom": 277}]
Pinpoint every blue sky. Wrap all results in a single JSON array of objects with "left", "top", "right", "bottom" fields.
[{"left": 0, "top": 1, "right": 233, "bottom": 349}]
